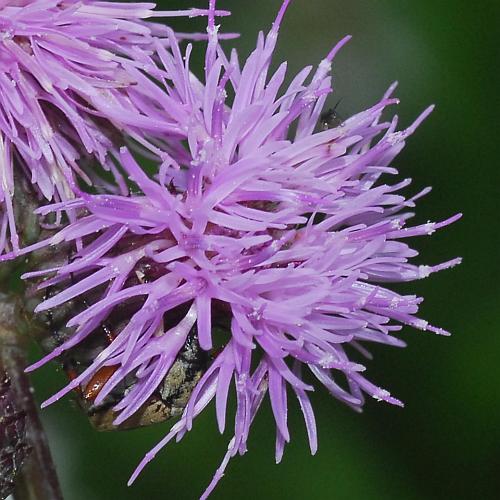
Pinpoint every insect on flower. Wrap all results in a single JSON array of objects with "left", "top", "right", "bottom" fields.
[
  {"left": 22, "top": 239, "right": 211, "bottom": 431},
  {"left": 319, "top": 99, "right": 345, "bottom": 130}
]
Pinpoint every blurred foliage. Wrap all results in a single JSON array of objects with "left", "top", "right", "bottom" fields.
[{"left": 28, "top": 1, "right": 499, "bottom": 499}]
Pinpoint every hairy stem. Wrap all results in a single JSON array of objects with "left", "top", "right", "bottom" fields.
[{"left": 0, "top": 295, "right": 62, "bottom": 500}]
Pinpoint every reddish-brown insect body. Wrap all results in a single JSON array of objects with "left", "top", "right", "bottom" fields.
[
  {"left": 65, "top": 366, "right": 82, "bottom": 396},
  {"left": 81, "top": 324, "right": 117, "bottom": 402},
  {"left": 83, "top": 366, "right": 118, "bottom": 402}
]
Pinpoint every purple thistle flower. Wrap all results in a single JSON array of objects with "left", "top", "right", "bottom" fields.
[
  {"left": 0, "top": 0, "right": 230, "bottom": 254},
  {"left": 7, "top": 1, "right": 461, "bottom": 497}
]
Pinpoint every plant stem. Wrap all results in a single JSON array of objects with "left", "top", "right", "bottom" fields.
[{"left": 0, "top": 296, "right": 63, "bottom": 500}]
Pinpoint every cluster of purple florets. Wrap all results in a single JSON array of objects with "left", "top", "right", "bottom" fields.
[{"left": 0, "top": 0, "right": 460, "bottom": 497}]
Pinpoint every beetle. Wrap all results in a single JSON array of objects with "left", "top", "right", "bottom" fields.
[
  {"left": 26, "top": 243, "right": 210, "bottom": 431},
  {"left": 13, "top": 176, "right": 212, "bottom": 431}
]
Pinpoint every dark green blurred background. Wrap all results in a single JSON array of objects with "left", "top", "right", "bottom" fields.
[{"left": 28, "top": 1, "right": 499, "bottom": 498}]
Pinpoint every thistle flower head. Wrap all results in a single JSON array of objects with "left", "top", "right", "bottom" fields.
[
  {"left": 0, "top": 0, "right": 229, "bottom": 254},
  {"left": 11, "top": 1, "right": 460, "bottom": 497}
]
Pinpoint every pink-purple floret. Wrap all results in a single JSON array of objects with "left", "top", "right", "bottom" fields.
[
  {"left": 0, "top": 0, "right": 229, "bottom": 253},
  {"left": 0, "top": 1, "right": 461, "bottom": 497}
]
